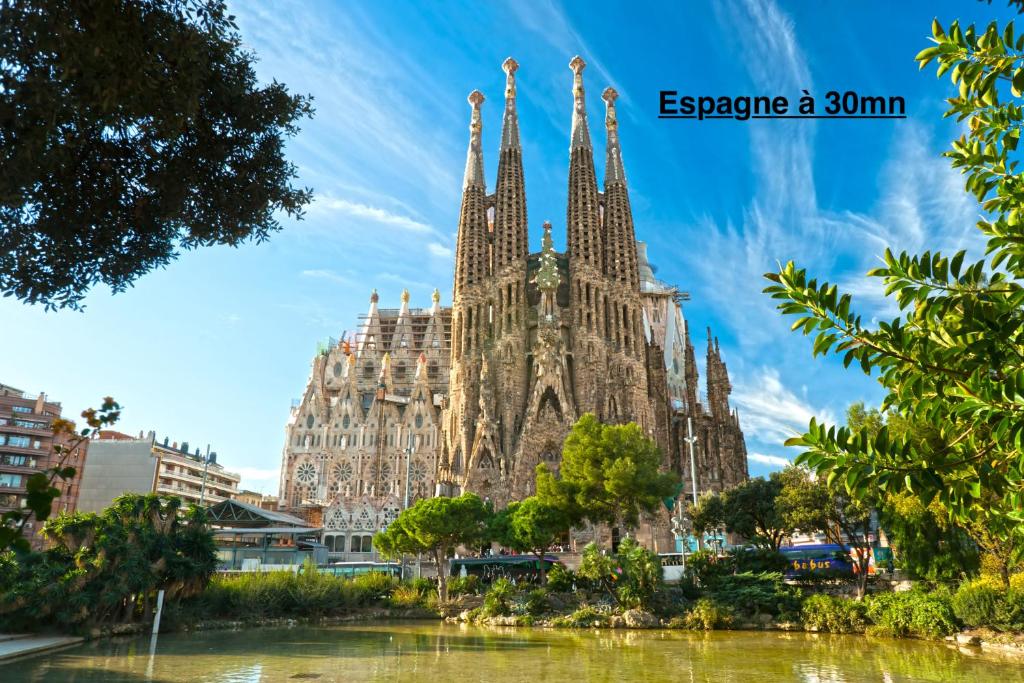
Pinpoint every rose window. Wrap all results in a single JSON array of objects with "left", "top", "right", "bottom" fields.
[
  {"left": 380, "top": 462, "right": 392, "bottom": 481},
  {"left": 333, "top": 461, "right": 354, "bottom": 482},
  {"left": 295, "top": 462, "right": 317, "bottom": 484},
  {"left": 410, "top": 460, "right": 428, "bottom": 482}
]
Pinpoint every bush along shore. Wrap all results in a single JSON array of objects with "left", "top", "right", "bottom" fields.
[{"left": 157, "top": 546, "right": 1024, "bottom": 656}]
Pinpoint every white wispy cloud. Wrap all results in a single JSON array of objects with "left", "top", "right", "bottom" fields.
[
  {"left": 309, "top": 196, "right": 434, "bottom": 233},
  {"left": 427, "top": 243, "right": 454, "bottom": 258},
  {"left": 732, "top": 367, "right": 837, "bottom": 444},
  {"left": 748, "top": 452, "right": 792, "bottom": 468}
]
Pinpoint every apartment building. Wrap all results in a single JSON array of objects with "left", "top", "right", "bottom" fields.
[
  {"left": 0, "top": 383, "right": 88, "bottom": 549},
  {"left": 77, "top": 430, "right": 240, "bottom": 512}
]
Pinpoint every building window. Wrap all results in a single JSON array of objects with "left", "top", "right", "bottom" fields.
[
  {"left": 350, "top": 535, "right": 373, "bottom": 553},
  {"left": 11, "top": 406, "right": 32, "bottom": 414},
  {"left": 1, "top": 454, "right": 34, "bottom": 467},
  {"left": 3, "top": 435, "right": 30, "bottom": 448},
  {"left": 0, "top": 473, "right": 23, "bottom": 488}
]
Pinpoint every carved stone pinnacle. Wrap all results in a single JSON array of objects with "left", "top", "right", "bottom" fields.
[
  {"left": 468, "top": 90, "right": 485, "bottom": 107},
  {"left": 602, "top": 87, "right": 618, "bottom": 104},
  {"left": 569, "top": 55, "right": 586, "bottom": 74},
  {"left": 503, "top": 57, "right": 519, "bottom": 75}
]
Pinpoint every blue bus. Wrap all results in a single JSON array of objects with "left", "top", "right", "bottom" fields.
[{"left": 780, "top": 544, "right": 855, "bottom": 578}]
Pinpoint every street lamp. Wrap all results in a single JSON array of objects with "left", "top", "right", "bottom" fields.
[{"left": 670, "top": 506, "right": 692, "bottom": 576}]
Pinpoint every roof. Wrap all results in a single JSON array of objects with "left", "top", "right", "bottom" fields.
[
  {"left": 450, "top": 555, "right": 561, "bottom": 566},
  {"left": 213, "top": 526, "right": 322, "bottom": 535},
  {"left": 208, "top": 498, "right": 309, "bottom": 528}
]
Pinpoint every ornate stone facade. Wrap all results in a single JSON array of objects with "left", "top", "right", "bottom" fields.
[{"left": 279, "top": 57, "right": 748, "bottom": 556}]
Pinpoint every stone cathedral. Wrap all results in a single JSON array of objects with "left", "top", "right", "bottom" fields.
[{"left": 279, "top": 57, "right": 748, "bottom": 558}]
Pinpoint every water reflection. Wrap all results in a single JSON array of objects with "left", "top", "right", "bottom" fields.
[{"left": 2, "top": 622, "right": 1022, "bottom": 682}]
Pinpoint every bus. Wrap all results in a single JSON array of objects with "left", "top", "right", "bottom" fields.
[
  {"left": 780, "top": 544, "right": 856, "bottom": 578},
  {"left": 311, "top": 562, "right": 403, "bottom": 579}
]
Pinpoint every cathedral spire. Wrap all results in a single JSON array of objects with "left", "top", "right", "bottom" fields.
[
  {"left": 566, "top": 56, "right": 602, "bottom": 269},
  {"left": 463, "top": 90, "right": 486, "bottom": 190},
  {"left": 601, "top": 86, "right": 639, "bottom": 288},
  {"left": 569, "top": 56, "right": 591, "bottom": 150},
  {"left": 500, "top": 58, "right": 520, "bottom": 151},
  {"left": 454, "top": 90, "right": 490, "bottom": 296},
  {"left": 494, "top": 58, "right": 528, "bottom": 269},
  {"left": 706, "top": 327, "right": 732, "bottom": 420}
]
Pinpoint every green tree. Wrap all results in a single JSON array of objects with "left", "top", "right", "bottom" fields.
[
  {"left": 689, "top": 491, "right": 726, "bottom": 538},
  {"left": 374, "top": 493, "right": 491, "bottom": 601},
  {"left": 722, "top": 475, "right": 791, "bottom": 551},
  {"left": 492, "top": 496, "right": 570, "bottom": 584},
  {"left": 1, "top": 0, "right": 313, "bottom": 310},
  {"left": 0, "top": 493, "right": 216, "bottom": 629},
  {"left": 536, "top": 413, "right": 679, "bottom": 529},
  {"left": 763, "top": 17, "right": 1024, "bottom": 556},
  {"left": 776, "top": 465, "right": 874, "bottom": 597}
]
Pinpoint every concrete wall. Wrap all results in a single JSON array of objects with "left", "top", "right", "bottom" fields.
[{"left": 76, "top": 439, "right": 157, "bottom": 513}]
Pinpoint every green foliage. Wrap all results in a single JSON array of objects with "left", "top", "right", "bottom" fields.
[
  {"left": 536, "top": 414, "right": 679, "bottom": 528},
  {"left": 172, "top": 569, "right": 405, "bottom": 624},
  {"left": 577, "top": 539, "right": 663, "bottom": 610},
  {"left": 492, "top": 496, "right": 570, "bottom": 582},
  {"left": 865, "top": 588, "right": 959, "bottom": 639},
  {"left": 953, "top": 578, "right": 1005, "bottom": 627},
  {"left": 551, "top": 605, "right": 610, "bottom": 628},
  {"left": 731, "top": 547, "right": 789, "bottom": 574},
  {"left": 765, "top": 15, "right": 1024, "bottom": 559},
  {"left": 776, "top": 460, "right": 874, "bottom": 596},
  {"left": 681, "top": 598, "right": 734, "bottom": 630},
  {"left": 880, "top": 490, "right": 980, "bottom": 582},
  {"left": 374, "top": 493, "right": 491, "bottom": 601},
  {"left": 687, "top": 549, "right": 732, "bottom": 585},
  {"left": 0, "top": 0, "right": 313, "bottom": 310},
  {"left": 482, "top": 578, "right": 515, "bottom": 617},
  {"left": 446, "top": 574, "right": 481, "bottom": 597},
  {"left": 0, "top": 398, "right": 120, "bottom": 553},
  {"left": 689, "top": 492, "right": 725, "bottom": 537},
  {"left": 545, "top": 563, "right": 576, "bottom": 592},
  {"left": 801, "top": 594, "right": 868, "bottom": 633},
  {"left": 524, "top": 588, "right": 550, "bottom": 616},
  {"left": 706, "top": 572, "right": 802, "bottom": 619},
  {"left": 696, "top": 475, "right": 791, "bottom": 550},
  {"left": 0, "top": 494, "right": 216, "bottom": 630}
]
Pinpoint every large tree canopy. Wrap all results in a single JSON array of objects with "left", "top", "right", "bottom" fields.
[
  {"left": 1, "top": 0, "right": 313, "bottom": 309},
  {"left": 374, "top": 493, "right": 490, "bottom": 601},
  {"left": 764, "top": 18, "right": 1024, "bottom": 544},
  {"left": 536, "top": 413, "right": 679, "bottom": 529}
]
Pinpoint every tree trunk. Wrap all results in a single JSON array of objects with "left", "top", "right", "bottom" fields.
[
  {"left": 435, "top": 547, "right": 448, "bottom": 602},
  {"left": 535, "top": 550, "right": 547, "bottom": 584}
]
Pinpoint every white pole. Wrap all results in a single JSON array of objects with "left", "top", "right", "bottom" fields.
[
  {"left": 151, "top": 589, "right": 165, "bottom": 635},
  {"left": 687, "top": 417, "right": 699, "bottom": 505}
]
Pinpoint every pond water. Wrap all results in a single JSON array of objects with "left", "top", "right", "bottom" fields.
[{"left": 3, "top": 621, "right": 1022, "bottom": 682}]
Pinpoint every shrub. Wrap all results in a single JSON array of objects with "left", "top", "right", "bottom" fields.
[
  {"left": 801, "top": 594, "right": 867, "bottom": 633},
  {"left": 546, "top": 563, "right": 576, "bottom": 592},
  {"left": 952, "top": 578, "right": 1004, "bottom": 628},
  {"left": 447, "top": 574, "right": 481, "bottom": 597},
  {"left": 524, "top": 588, "right": 550, "bottom": 616},
  {"left": 390, "top": 583, "right": 427, "bottom": 609},
  {"left": 688, "top": 549, "right": 734, "bottom": 585},
  {"left": 350, "top": 571, "right": 398, "bottom": 604},
  {"left": 707, "top": 572, "right": 802, "bottom": 619},
  {"left": 482, "top": 578, "right": 515, "bottom": 617},
  {"left": 682, "top": 598, "right": 733, "bottom": 630},
  {"left": 997, "top": 585, "right": 1024, "bottom": 631},
  {"left": 866, "top": 589, "right": 957, "bottom": 639},
  {"left": 551, "top": 605, "right": 610, "bottom": 628}
]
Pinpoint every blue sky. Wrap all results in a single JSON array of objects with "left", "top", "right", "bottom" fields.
[{"left": 1, "top": 0, "right": 1014, "bottom": 493}]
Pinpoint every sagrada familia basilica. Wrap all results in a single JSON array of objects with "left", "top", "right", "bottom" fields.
[{"left": 279, "top": 57, "right": 748, "bottom": 557}]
